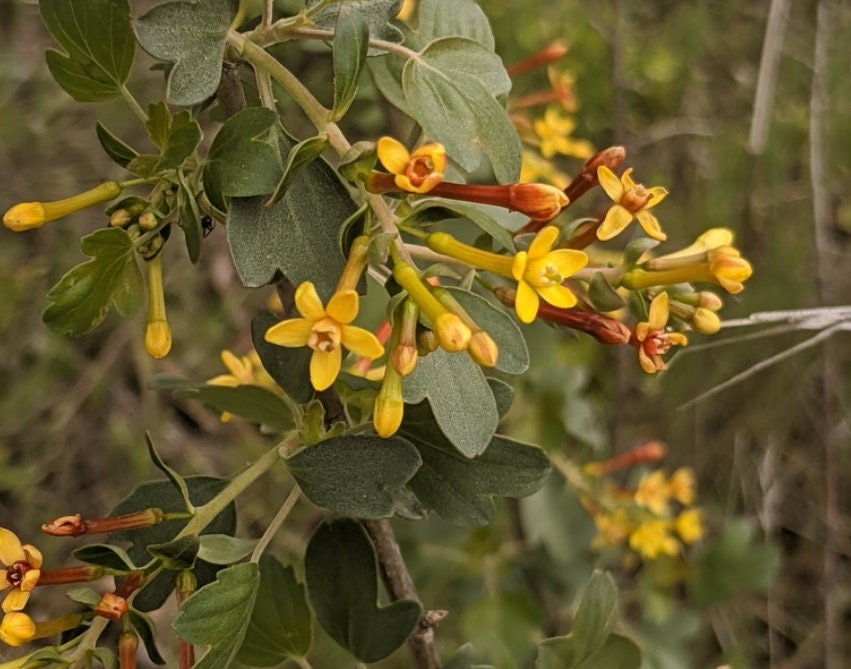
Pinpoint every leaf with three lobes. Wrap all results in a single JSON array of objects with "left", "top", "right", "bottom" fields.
[
  {"left": 134, "top": 0, "right": 237, "bottom": 106},
  {"left": 287, "top": 435, "right": 422, "bottom": 518},
  {"left": 40, "top": 0, "right": 135, "bottom": 102},
  {"left": 128, "top": 102, "right": 203, "bottom": 176},
  {"left": 109, "top": 476, "right": 236, "bottom": 612},
  {"left": 43, "top": 227, "right": 143, "bottom": 336},
  {"left": 307, "top": 0, "right": 402, "bottom": 53},
  {"left": 403, "top": 347, "right": 499, "bottom": 458},
  {"left": 202, "top": 107, "right": 283, "bottom": 211},
  {"left": 331, "top": 10, "right": 369, "bottom": 120},
  {"left": 400, "top": 405, "right": 551, "bottom": 527},
  {"left": 173, "top": 562, "right": 260, "bottom": 669},
  {"left": 305, "top": 519, "right": 421, "bottom": 663},
  {"left": 237, "top": 554, "right": 312, "bottom": 665},
  {"left": 402, "top": 37, "right": 521, "bottom": 183}
]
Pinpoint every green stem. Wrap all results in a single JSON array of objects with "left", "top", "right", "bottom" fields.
[
  {"left": 119, "top": 84, "right": 148, "bottom": 125},
  {"left": 250, "top": 484, "right": 301, "bottom": 563}
]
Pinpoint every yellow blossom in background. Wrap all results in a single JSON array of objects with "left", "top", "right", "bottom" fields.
[
  {"left": 0, "top": 529, "right": 42, "bottom": 613},
  {"left": 376, "top": 137, "right": 446, "bottom": 194},
  {"left": 628, "top": 519, "right": 679, "bottom": 560},
  {"left": 633, "top": 470, "right": 670, "bottom": 516},
  {"left": 668, "top": 467, "right": 697, "bottom": 505},
  {"left": 633, "top": 292, "right": 688, "bottom": 374},
  {"left": 533, "top": 107, "right": 594, "bottom": 160},
  {"left": 674, "top": 508, "right": 704, "bottom": 544},
  {"left": 596, "top": 166, "right": 668, "bottom": 241},
  {"left": 591, "top": 508, "right": 633, "bottom": 549},
  {"left": 265, "top": 282, "right": 384, "bottom": 392},
  {"left": 207, "top": 350, "right": 283, "bottom": 422},
  {"left": 0, "top": 612, "right": 36, "bottom": 647},
  {"left": 512, "top": 226, "right": 588, "bottom": 323},
  {"left": 520, "top": 151, "right": 570, "bottom": 190}
]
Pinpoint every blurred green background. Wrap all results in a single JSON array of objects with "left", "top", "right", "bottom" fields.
[{"left": 1, "top": 1, "right": 850, "bottom": 667}]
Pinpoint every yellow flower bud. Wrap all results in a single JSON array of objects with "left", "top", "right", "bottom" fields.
[
  {"left": 373, "top": 365, "right": 404, "bottom": 438},
  {"left": 145, "top": 320, "right": 172, "bottom": 359},
  {"left": 692, "top": 308, "right": 721, "bottom": 335},
  {"left": 145, "top": 254, "right": 171, "bottom": 359},
  {"left": 467, "top": 330, "right": 499, "bottom": 367},
  {"left": 3, "top": 181, "right": 123, "bottom": 231},
  {"left": 432, "top": 313, "right": 472, "bottom": 352},
  {"left": 0, "top": 612, "right": 36, "bottom": 647}
]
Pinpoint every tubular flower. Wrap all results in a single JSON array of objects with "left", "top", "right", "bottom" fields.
[
  {"left": 628, "top": 520, "right": 679, "bottom": 560},
  {"left": 0, "top": 612, "right": 36, "bottom": 647},
  {"left": 265, "top": 282, "right": 384, "bottom": 392},
  {"left": 533, "top": 107, "right": 593, "bottom": 160},
  {"left": 144, "top": 253, "right": 171, "bottom": 360},
  {"left": 596, "top": 166, "right": 668, "bottom": 241},
  {"left": 375, "top": 136, "right": 446, "bottom": 194},
  {"left": 3, "top": 181, "right": 123, "bottom": 232},
  {"left": 0, "top": 529, "right": 42, "bottom": 613},
  {"left": 633, "top": 470, "right": 671, "bottom": 516},
  {"left": 632, "top": 292, "right": 687, "bottom": 374},
  {"left": 426, "top": 227, "right": 587, "bottom": 324},
  {"left": 373, "top": 363, "right": 404, "bottom": 438}
]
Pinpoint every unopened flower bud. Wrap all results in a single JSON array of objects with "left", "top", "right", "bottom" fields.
[
  {"left": 119, "top": 631, "right": 139, "bottom": 669},
  {"left": 417, "top": 330, "right": 439, "bottom": 355},
  {"left": 373, "top": 365, "right": 404, "bottom": 438},
  {"left": 0, "top": 611, "right": 36, "bottom": 646},
  {"left": 110, "top": 208, "right": 133, "bottom": 228},
  {"left": 145, "top": 254, "right": 172, "bottom": 359},
  {"left": 3, "top": 181, "right": 123, "bottom": 231},
  {"left": 692, "top": 308, "right": 721, "bottom": 334},
  {"left": 507, "top": 182, "right": 569, "bottom": 221},
  {"left": 468, "top": 330, "right": 499, "bottom": 367},
  {"left": 433, "top": 313, "right": 472, "bottom": 352},
  {"left": 137, "top": 210, "right": 159, "bottom": 231}
]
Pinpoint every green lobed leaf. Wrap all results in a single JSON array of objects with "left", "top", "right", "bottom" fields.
[
  {"left": 127, "top": 610, "right": 167, "bottom": 665},
  {"left": 40, "top": 0, "right": 135, "bottom": 102},
  {"left": 445, "top": 287, "right": 529, "bottom": 375},
  {"left": 197, "top": 535, "right": 257, "bottom": 565},
  {"left": 147, "top": 535, "right": 200, "bottom": 570},
  {"left": 265, "top": 134, "right": 330, "bottom": 209},
  {"left": 403, "top": 348, "right": 499, "bottom": 458},
  {"left": 413, "top": 0, "right": 495, "bottom": 50},
  {"left": 173, "top": 562, "right": 260, "bottom": 669},
  {"left": 202, "top": 107, "right": 283, "bottom": 211},
  {"left": 237, "top": 554, "right": 313, "bottom": 665},
  {"left": 43, "top": 227, "right": 143, "bottom": 336},
  {"left": 226, "top": 166, "right": 357, "bottom": 297},
  {"left": 305, "top": 519, "right": 421, "bottom": 663},
  {"left": 109, "top": 476, "right": 237, "bottom": 612},
  {"left": 250, "top": 310, "right": 314, "bottom": 404},
  {"left": 331, "top": 11, "right": 369, "bottom": 121},
  {"left": 72, "top": 544, "right": 136, "bottom": 572},
  {"left": 402, "top": 37, "right": 520, "bottom": 183},
  {"left": 135, "top": 0, "right": 237, "bottom": 106},
  {"left": 307, "top": 0, "right": 402, "bottom": 53},
  {"left": 96, "top": 122, "right": 138, "bottom": 168},
  {"left": 174, "top": 385, "right": 295, "bottom": 432},
  {"left": 287, "top": 434, "right": 422, "bottom": 518},
  {"left": 400, "top": 417, "right": 552, "bottom": 526},
  {"left": 129, "top": 103, "right": 203, "bottom": 176}
]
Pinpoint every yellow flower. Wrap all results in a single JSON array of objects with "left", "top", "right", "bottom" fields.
[
  {"left": 628, "top": 520, "right": 680, "bottom": 560},
  {"left": 3, "top": 181, "right": 123, "bottom": 232},
  {"left": 207, "top": 350, "right": 282, "bottom": 423},
  {"left": 0, "top": 612, "right": 36, "bottom": 647},
  {"left": 668, "top": 467, "right": 697, "bottom": 505},
  {"left": 633, "top": 470, "right": 670, "bottom": 516},
  {"left": 0, "top": 529, "right": 42, "bottom": 613},
  {"left": 532, "top": 107, "right": 593, "bottom": 160},
  {"left": 591, "top": 508, "right": 633, "bottom": 549},
  {"left": 512, "top": 226, "right": 588, "bottom": 323},
  {"left": 373, "top": 364, "right": 404, "bottom": 438},
  {"left": 674, "top": 508, "right": 704, "bottom": 544},
  {"left": 633, "top": 292, "right": 688, "bottom": 374},
  {"left": 596, "top": 166, "right": 668, "bottom": 241},
  {"left": 520, "top": 151, "right": 570, "bottom": 189},
  {"left": 376, "top": 136, "right": 446, "bottom": 194},
  {"left": 265, "top": 282, "right": 384, "bottom": 392}
]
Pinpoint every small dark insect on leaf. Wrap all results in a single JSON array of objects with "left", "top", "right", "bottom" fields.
[{"left": 202, "top": 216, "right": 215, "bottom": 237}]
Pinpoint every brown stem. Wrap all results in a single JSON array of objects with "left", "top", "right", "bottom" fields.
[{"left": 362, "top": 519, "right": 443, "bottom": 669}]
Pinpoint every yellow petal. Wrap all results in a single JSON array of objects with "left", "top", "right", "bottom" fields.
[
  {"left": 638, "top": 348, "right": 661, "bottom": 374},
  {"left": 596, "top": 165, "right": 624, "bottom": 202},
  {"left": 21, "top": 546, "right": 42, "bottom": 570},
  {"left": 537, "top": 284, "right": 578, "bottom": 309},
  {"left": 596, "top": 205, "right": 633, "bottom": 241},
  {"left": 310, "top": 348, "right": 342, "bottom": 391},
  {"left": 2, "top": 588, "right": 30, "bottom": 614},
  {"left": 206, "top": 375, "right": 240, "bottom": 387},
  {"left": 341, "top": 325, "right": 385, "bottom": 360},
  {"left": 544, "top": 249, "right": 589, "bottom": 278},
  {"left": 411, "top": 142, "right": 447, "bottom": 173},
  {"left": 376, "top": 136, "right": 410, "bottom": 175},
  {"left": 265, "top": 318, "right": 313, "bottom": 347},
  {"left": 647, "top": 293, "right": 670, "bottom": 331},
  {"left": 294, "top": 282, "right": 326, "bottom": 321},
  {"left": 511, "top": 251, "right": 529, "bottom": 282},
  {"left": 528, "top": 226, "right": 559, "bottom": 258},
  {"left": 326, "top": 290, "right": 359, "bottom": 324},
  {"left": 0, "top": 611, "right": 36, "bottom": 647},
  {"left": 514, "top": 281, "right": 540, "bottom": 324},
  {"left": 0, "top": 529, "right": 24, "bottom": 566},
  {"left": 20, "top": 569, "right": 40, "bottom": 593},
  {"left": 635, "top": 210, "right": 667, "bottom": 241},
  {"left": 644, "top": 186, "right": 668, "bottom": 208}
]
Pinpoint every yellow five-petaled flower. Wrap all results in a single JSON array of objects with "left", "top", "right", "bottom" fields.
[
  {"left": 633, "top": 292, "right": 688, "bottom": 374},
  {"left": 0, "top": 528, "right": 42, "bottom": 614},
  {"left": 597, "top": 165, "right": 668, "bottom": 241},
  {"left": 264, "top": 282, "right": 384, "bottom": 392},
  {"left": 376, "top": 136, "right": 447, "bottom": 194}
]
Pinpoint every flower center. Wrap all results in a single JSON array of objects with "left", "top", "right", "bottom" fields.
[
  {"left": 528, "top": 261, "right": 562, "bottom": 288},
  {"left": 622, "top": 184, "right": 650, "bottom": 212},
  {"left": 308, "top": 318, "right": 341, "bottom": 353},
  {"left": 6, "top": 561, "right": 31, "bottom": 589},
  {"left": 405, "top": 157, "right": 435, "bottom": 187},
  {"left": 644, "top": 332, "right": 673, "bottom": 356}
]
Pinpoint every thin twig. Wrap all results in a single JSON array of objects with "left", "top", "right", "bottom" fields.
[
  {"left": 748, "top": 0, "right": 791, "bottom": 154},
  {"left": 363, "top": 519, "right": 443, "bottom": 669}
]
